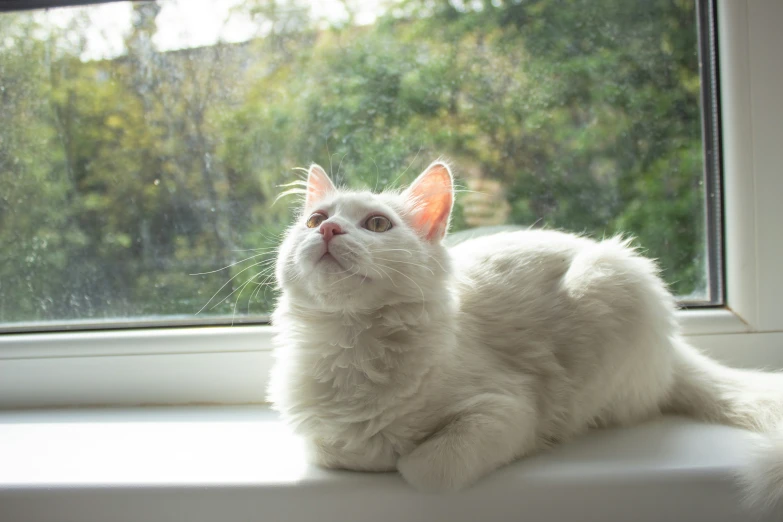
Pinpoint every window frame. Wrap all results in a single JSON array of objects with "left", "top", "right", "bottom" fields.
[
  {"left": 694, "top": 0, "right": 724, "bottom": 308},
  {"left": 0, "top": 0, "right": 126, "bottom": 11},
  {"left": 1, "top": 0, "right": 782, "bottom": 409}
]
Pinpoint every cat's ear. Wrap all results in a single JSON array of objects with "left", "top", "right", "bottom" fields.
[
  {"left": 403, "top": 161, "right": 454, "bottom": 242},
  {"left": 305, "top": 164, "right": 336, "bottom": 209}
]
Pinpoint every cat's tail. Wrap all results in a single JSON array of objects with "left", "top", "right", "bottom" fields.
[{"left": 666, "top": 338, "right": 783, "bottom": 513}]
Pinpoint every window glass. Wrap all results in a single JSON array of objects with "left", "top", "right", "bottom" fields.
[{"left": 0, "top": 0, "right": 714, "bottom": 331}]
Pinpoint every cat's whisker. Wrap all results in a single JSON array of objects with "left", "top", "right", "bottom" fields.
[
  {"left": 190, "top": 251, "right": 275, "bottom": 275},
  {"left": 239, "top": 266, "right": 278, "bottom": 310},
  {"left": 247, "top": 279, "right": 266, "bottom": 314},
  {"left": 376, "top": 262, "right": 425, "bottom": 302},
  {"left": 527, "top": 218, "right": 544, "bottom": 230},
  {"left": 352, "top": 263, "right": 383, "bottom": 284},
  {"left": 224, "top": 274, "right": 270, "bottom": 317},
  {"left": 231, "top": 245, "right": 280, "bottom": 253},
  {"left": 260, "top": 229, "right": 285, "bottom": 239},
  {"left": 195, "top": 259, "right": 271, "bottom": 315},
  {"left": 365, "top": 265, "right": 384, "bottom": 281},
  {"left": 390, "top": 145, "right": 422, "bottom": 187},
  {"left": 243, "top": 272, "right": 276, "bottom": 289},
  {"left": 206, "top": 261, "right": 277, "bottom": 313},
  {"left": 261, "top": 273, "right": 278, "bottom": 287},
  {"left": 374, "top": 262, "right": 427, "bottom": 321},
  {"left": 243, "top": 273, "right": 278, "bottom": 314},
  {"left": 235, "top": 261, "right": 276, "bottom": 281},
  {"left": 426, "top": 253, "right": 447, "bottom": 273},
  {"left": 368, "top": 248, "right": 414, "bottom": 257},
  {"left": 326, "top": 140, "right": 334, "bottom": 176},
  {"left": 274, "top": 188, "right": 306, "bottom": 205},
  {"left": 231, "top": 275, "right": 261, "bottom": 326},
  {"left": 250, "top": 266, "right": 276, "bottom": 285},
  {"left": 321, "top": 263, "right": 354, "bottom": 278},
  {"left": 371, "top": 157, "right": 381, "bottom": 193},
  {"left": 373, "top": 264, "right": 395, "bottom": 286},
  {"left": 277, "top": 178, "right": 308, "bottom": 188},
  {"left": 373, "top": 257, "right": 435, "bottom": 275},
  {"left": 452, "top": 188, "right": 488, "bottom": 196},
  {"left": 330, "top": 265, "right": 361, "bottom": 287},
  {"left": 336, "top": 152, "right": 347, "bottom": 181}
]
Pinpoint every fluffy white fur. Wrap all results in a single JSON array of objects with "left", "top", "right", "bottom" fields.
[{"left": 268, "top": 161, "right": 783, "bottom": 513}]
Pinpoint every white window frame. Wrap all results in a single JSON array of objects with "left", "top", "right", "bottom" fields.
[{"left": 1, "top": 0, "right": 782, "bottom": 409}]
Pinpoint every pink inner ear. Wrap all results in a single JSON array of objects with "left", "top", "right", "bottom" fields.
[
  {"left": 405, "top": 162, "right": 453, "bottom": 241},
  {"left": 305, "top": 164, "right": 335, "bottom": 209}
]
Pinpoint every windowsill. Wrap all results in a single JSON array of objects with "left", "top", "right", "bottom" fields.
[{"left": 0, "top": 405, "right": 773, "bottom": 522}]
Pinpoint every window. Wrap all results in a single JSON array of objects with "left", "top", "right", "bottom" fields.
[
  {"left": 1, "top": 0, "right": 782, "bottom": 409},
  {"left": 0, "top": 0, "right": 722, "bottom": 333}
]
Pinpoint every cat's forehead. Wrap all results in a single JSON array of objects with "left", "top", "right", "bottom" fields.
[{"left": 317, "top": 191, "right": 403, "bottom": 218}]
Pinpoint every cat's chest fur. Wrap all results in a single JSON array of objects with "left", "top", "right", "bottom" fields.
[{"left": 268, "top": 302, "right": 454, "bottom": 468}]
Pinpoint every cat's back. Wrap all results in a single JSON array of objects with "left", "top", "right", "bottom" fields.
[
  {"left": 449, "top": 229, "right": 591, "bottom": 295},
  {"left": 449, "top": 229, "right": 591, "bottom": 344},
  {"left": 449, "top": 228, "right": 674, "bottom": 350}
]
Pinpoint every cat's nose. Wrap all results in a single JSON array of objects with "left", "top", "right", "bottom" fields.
[{"left": 319, "top": 222, "right": 344, "bottom": 243}]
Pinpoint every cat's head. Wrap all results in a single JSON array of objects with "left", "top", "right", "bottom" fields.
[{"left": 275, "top": 161, "right": 454, "bottom": 311}]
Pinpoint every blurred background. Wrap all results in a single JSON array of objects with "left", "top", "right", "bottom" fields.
[{"left": 0, "top": 0, "right": 710, "bottom": 328}]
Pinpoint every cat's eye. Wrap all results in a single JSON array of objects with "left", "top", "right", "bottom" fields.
[
  {"left": 306, "top": 212, "right": 326, "bottom": 228},
  {"left": 365, "top": 215, "right": 392, "bottom": 233}
]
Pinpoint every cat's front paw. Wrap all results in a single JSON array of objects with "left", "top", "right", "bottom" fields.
[{"left": 397, "top": 449, "right": 474, "bottom": 493}]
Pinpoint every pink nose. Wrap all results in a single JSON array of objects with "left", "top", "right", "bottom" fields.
[{"left": 319, "top": 221, "right": 344, "bottom": 243}]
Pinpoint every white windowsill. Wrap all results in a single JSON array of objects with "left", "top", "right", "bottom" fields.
[
  {"left": 0, "top": 308, "right": 751, "bottom": 361},
  {"left": 0, "top": 405, "right": 774, "bottom": 522},
  {"left": 1, "top": 308, "right": 782, "bottom": 409}
]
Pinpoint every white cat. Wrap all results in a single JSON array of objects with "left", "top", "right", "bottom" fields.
[{"left": 267, "top": 161, "right": 783, "bottom": 512}]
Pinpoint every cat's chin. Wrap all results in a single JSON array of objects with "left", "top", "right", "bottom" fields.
[
  {"left": 309, "top": 257, "right": 372, "bottom": 287},
  {"left": 318, "top": 252, "right": 343, "bottom": 268}
]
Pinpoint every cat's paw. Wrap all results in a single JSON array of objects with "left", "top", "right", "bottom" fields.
[{"left": 397, "top": 449, "right": 473, "bottom": 493}]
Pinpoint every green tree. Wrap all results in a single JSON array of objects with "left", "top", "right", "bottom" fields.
[{"left": 0, "top": 0, "right": 710, "bottom": 326}]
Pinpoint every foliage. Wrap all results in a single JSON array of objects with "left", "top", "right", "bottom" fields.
[{"left": 0, "top": 0, "right": 708, "bottom": 325}]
